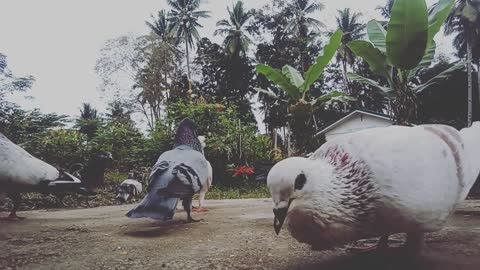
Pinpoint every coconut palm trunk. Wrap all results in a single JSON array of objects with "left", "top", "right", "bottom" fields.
[
  {"left": 185, "top": 42, "right": 193, "bottom": 95},
  {"left": 342, "top": 58, "right": 350, "bottom": 94},
  {"left": 477, "top": 59, "right": 480, "bottom": 113},
  {"left": 467, "top": 39, "right": 473, "bottom": 127}
]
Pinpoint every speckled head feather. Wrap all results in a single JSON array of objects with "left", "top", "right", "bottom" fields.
[{"left": 173, "top": 118, "right": 203, "bottom": 153}]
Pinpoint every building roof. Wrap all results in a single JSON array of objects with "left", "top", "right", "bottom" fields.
[{"left": 315, "top": 109, "right": 392, "bottom": 137}]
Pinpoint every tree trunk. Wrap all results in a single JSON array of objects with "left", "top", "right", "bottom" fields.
[
  {"left": 393, "top": 71, "right": 417, "bottom": 126},
  {"left": 342, "top": 58, "right": 350, "bottom": 94},
  {"left": 467, "top": 40, "right": 473, "bottom": 127},
  {"left": 274, "top": 128, "right": 278, "bottom": 149},
  {"left": 477, "top": 59, "right": 480, "bottom": 119},
  {"left": 185, "top": 42, "right": 192, "bottom": 96}
]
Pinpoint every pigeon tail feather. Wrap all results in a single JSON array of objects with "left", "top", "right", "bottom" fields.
[{"left": 126, "top": 194, "right": 178, "bottom": 220}]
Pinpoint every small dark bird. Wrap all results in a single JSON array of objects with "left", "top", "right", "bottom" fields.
[{"left": 116, "top": 179, "right": 142, "bottom": 203}]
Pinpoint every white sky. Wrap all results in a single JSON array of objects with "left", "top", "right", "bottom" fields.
[{"left": 1, "top": 0, "right": 453, "bottom": 122}]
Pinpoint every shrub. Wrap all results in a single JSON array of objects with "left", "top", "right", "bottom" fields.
[{"left": 159, "top": 101, "right": 275, "bottom": 186}]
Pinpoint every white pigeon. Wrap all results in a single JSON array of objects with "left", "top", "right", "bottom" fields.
[
  {"left": 115, "top": 179, "right": 143, "bottom": 203},
  {"left": 126, "top": 118, "right": 210, "bottom": 222},
  {"left": 268, "top": 123, "right": 480, "bottom": 254},
  {"left": 0, "top": 132, "right": 93, "bottom": 220},
  {"left": 193, "top": 136, "right": 213, "bottom": 212}
]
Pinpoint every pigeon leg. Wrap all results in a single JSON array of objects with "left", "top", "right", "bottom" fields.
[
  {"left": 1, "top": 193, "right": 25, "bottom": 221},
  {"left": 192, "top": 191, "right": 209, "bottom": 212},
  {"left": 183, "top": 197, "right": 203, "bottom": 222},
  {"left": 346, "top": 235, "right": 389, "bottom": 253}
]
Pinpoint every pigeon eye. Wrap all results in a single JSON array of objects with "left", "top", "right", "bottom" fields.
[{"left": 294, "top": 173, "right": 307, "bottom": 190}]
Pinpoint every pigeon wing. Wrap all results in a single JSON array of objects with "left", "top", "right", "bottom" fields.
[{"left": 157, "top": 163, "right": 202, "bottom": 198}]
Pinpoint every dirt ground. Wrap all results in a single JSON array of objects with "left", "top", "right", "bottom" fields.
[{"left": 1, "top": 199, "right": 480, "bottom": 270}]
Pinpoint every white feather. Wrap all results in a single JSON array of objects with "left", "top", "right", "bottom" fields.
[
  {"left": 120, "top": 179, "right": 143, "bottom": 195},
  {"left": 268, "top": 124, "right": 480, "bottom": 249},
  {"left": 0, "top": 132, "right": 59, "bottom": 188},
  {"left": 197, "top": 136, "right": 212, "bottom": 207}
]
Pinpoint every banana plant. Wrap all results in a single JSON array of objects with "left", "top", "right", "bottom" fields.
[
  {"left": 346, "top": 0, "right": 464, "bottom": 125},
  {"left": 255, "top": 29, "right": 355, "bottom": 154},
  {"left": 255, "top": 29, "right": 355, "bottom": 109}
]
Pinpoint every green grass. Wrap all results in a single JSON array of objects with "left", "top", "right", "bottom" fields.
[
  {"left": 203, "top": 183, "right": 270, "bottom": 200},
  {"left": 104, "top": 171, "right": 129, "bottom": 184},
  {"left": 0, "top": 177, "right": 270, "bottom": 213}
]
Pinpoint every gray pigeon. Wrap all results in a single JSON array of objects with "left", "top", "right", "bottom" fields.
[{"left": 126, "top": 118, "right": 209, "bottom": 222}]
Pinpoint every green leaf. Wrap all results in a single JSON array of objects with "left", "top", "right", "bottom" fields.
[
  {"left": 311, "top": 91, "right": 356, "bottom": 107},
  {"left": 413, "top": 61, "right": 466, "bottom": 93},
  {"left": 282, "top": 65, "right": 305, "bottom": 89},
  {"left": 408, "top": 41, "right": 436, "bottom": 81},
  {"left": 386, "top": 0, "right": 428, "bottom": 70},
  {"left": 311, "top": 91, "right": 344, "bottom": 106},
  {"left": 427, "top": 0, "right": 454, "bottom": 49},
  {"left": 347, "top": 72, "right": 393, "bottom": 94},
  {"left": 301, "top": 29, "right": 343, "bottom": 92},
  {"left": 253, "top": 88, "right": 288, "bottom": 103},
  {"left": 324, "top": 95, "right": 357, "bottom": 106},
  {"left": 367, "top": 20, "right": 387, "bottom": 53},
  {"left": 256, "top": 64, "right": 301, "bottom": 99},
  {"left": 347, "top": 40, "right": 388, "bottom": 76}
]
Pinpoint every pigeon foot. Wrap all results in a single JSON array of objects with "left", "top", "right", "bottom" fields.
[
  {"left": 0, "top": 213, "right": 26, "bottom": 221},
  {"left": 192, "top": 207, "right": 209, "bottom": 212},
  {"left": 346, "top": 235, "right": 389, "bottom": 254},
  {"left": 187, "top": 217, "right": 204, "bottom": 223}
]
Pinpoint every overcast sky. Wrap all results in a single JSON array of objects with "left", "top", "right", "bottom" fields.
[{"left": 1, "top": 0, "right": 452, "bottom": 122}]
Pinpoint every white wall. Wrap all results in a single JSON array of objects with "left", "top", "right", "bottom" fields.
[{"left": 325, "top": 113, "right": 392, "bottom": 141}]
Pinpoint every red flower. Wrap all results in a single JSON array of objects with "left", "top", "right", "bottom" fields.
[{"left": 233, "top": 165, "right": 255, "bottom": 177}]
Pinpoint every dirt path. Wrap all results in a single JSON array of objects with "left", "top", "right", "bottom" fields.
[{"left": 1, "top": 199, "right": 480, "bottom": 270}]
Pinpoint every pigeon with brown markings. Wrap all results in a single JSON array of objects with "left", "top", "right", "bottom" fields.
[{"left": 268, "top": 123, "right": 480, "bottom": 255}]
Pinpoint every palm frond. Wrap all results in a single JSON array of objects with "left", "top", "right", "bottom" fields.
[
  {"left": 216, "top": 19, "right": 232, "bottom": 27},
  {"left": 304, "top": 2, "right": 325, "bottom": 13}
]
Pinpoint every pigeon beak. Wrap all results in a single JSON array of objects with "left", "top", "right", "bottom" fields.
[{"left": 273, "top": 207, "right": 288, "bottom": 235}]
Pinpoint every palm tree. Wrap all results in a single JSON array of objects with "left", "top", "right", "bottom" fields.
[
  {"left": 285, "top": 0, "right": 325, "bottom": 73},
  {"left": 214, "top": 1, "right": 258, "bottom": 58},
  {"left": 376, "top": 0, "right": 394, "bottom": 19},
  {"left": 146, "top": 9, "right": 182, "bottom": 53},
  {"left": 286, "top": 0, "right": 325, "bottom": 37},
  {"left": 334, "top": 8, "right": 366, "bottom": 93},
  {"left": 76, "top": 103, "right": 101, "bottom": 141},
  {"left": 444, "top": 0, "right": 480, "bottom": 127},
  {"left": 146, "top": 10, "right": 170, "bottom": 41},
  {"left": 106, "top": 101, "right": 133, "bottom": 125},
  {"left": 167, "top": 0, "right": 210, "bottom": 95}
]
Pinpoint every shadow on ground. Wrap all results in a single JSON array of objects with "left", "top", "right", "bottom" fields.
[
  {"left": 284, "top": 249, "right": 480, "bottom": 270},
  {"left": 123, "top": 220, "right": 187, "bottom": 238}
]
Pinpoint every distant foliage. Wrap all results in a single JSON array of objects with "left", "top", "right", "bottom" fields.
[
  {"left": 22, "top": 129, "right": 89, "bottom": 169},
  {"left": 164, "top": 102, "right": 274, "bottom": 185},
  {"left": 76, "top": 103, "right": 102, "bottom": 141},
  {"left": 194, "top": 38, "right": 257, "bottom": 123},
  {"left": 0, "top": 53, "right": 35, "bottom": 100},
  {"left": 0, "top": 104, "right": 68, "bottom": 144}
]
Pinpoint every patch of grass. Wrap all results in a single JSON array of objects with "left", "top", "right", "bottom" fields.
[
  {"left": 104, "top": 171, "right": 129, "bottom": 184},
  {"left": 204, "top": 183, "right": 270, "bottom": 200},
  {"left": 0, "top": 175, "right": 270, "bottom": 213}
]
